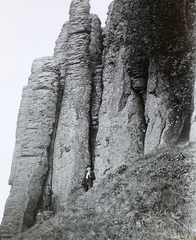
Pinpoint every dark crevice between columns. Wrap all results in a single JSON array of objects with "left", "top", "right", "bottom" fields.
[
  {"left": 89, "top": 66, "right": 103, "bottom": 170},
  {"left": 88, "top": 14, "right": 103, "bottom": 170}
]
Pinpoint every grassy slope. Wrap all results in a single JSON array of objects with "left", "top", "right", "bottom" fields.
[{"left": 14, "top": 143, "right": 196, "bottom": 240}]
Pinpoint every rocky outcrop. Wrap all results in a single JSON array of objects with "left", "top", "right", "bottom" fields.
[
  {"left": 95, "top": 0, "right": 195, "bottom": 176},
  {"left": 1, "top": 57, "right": 61, "bottom": 237},
  {"left": 144, "top": 1, "right": 195, "bottom": 152},
  {"left": 1, "top": 0, "right": 103, "bottom": 238},
  {"left": 51, "top": 0, "right": 102, "bottom": 210},
  {"left": 1, "top": 0, "right": 195, "bottom": 238},
  {"left": 95, "top": 2, "right": 147, "bottom": 176}
]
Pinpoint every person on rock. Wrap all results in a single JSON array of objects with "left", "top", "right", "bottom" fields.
[
  {"left": 43, "top": 184, "right": 53, "bottom": 211},
  {"left": 36, "top": 210, "right": 44, "bottom": 224},
  {"left": 82, "top": 165, "right": 96, "bottom": 192}
]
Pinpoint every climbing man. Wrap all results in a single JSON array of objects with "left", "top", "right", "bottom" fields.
[
  {"left": 43, "top": 184, "right": 53, "bottom": 211},
  {"left": 82, "top": 165, "right": 96, "bottom": 192}
]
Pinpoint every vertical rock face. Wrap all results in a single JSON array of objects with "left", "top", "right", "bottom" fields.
[
  {"left": 95, "top": 0, "right": 195, "bottom": 175},
  {"left": 89, "top": 14, "right": 103, "bottom": 167},
  {"left": 95, "top": 2, "right": 147, "bottom": 176},
  {"left": 1, "top": 57, "right": 61, "bottom": 237},
  {"left": 1, "top": 0, "right": 195, "bottom": 238},
  {"left": 52, "top": 0, "right": 93, "bottom": 210},
  {"left": 144, "top": 0, "right": 195, "bottom": 152}
]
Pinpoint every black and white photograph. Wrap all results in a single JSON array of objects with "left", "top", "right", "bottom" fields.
[{"left": 0, "top": 0, "right": 196, "bottom": 239}]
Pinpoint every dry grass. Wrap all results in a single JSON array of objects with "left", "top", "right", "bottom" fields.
[{"left": 14, "top": 143, "right": 196, "bottom": 240}]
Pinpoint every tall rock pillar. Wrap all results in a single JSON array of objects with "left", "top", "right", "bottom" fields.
[
  {"left": 1, "top": 57, "right": 61, "bottom": 238},
  {"left": 52, "top": 0, "right": 93, "bottom": 210}
]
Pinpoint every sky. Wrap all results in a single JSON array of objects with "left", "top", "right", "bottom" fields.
[{"left": 0, "top": 0, "right": 112, "bottom": 223}]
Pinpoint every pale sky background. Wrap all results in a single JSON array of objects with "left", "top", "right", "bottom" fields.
[{"left": 0, "top": 0, "right": 112, "bottom": 223}]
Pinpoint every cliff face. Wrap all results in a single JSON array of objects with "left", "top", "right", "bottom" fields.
[
  {"left": 95, "top": 0, "right": 195, "bottom": 176},
  {"left": 1, "top": 0, "right": 195, "bottom": 238}
]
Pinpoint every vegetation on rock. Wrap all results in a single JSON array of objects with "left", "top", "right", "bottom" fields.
[{"left": 13, "top": 143, "right": 196, "bottom": 240}]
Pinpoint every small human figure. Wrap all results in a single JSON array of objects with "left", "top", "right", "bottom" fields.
[
  {"left": 36, "top": 210, "right": 44, "bottom": 224},
  {"left": 82, "top": 165, "right": 96, "bottom": 192},
  {"left": 43, "top": 184, "right": 53, "bottom": 211}
]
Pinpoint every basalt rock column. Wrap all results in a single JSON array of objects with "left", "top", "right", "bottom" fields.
[
  {"left": 1, "top": 57, "right": 60, "bottom": 238},
  {"left": 52, "top": 0, "right": 94, "bottom": 210},
  {"left": 95, "top": 1, "right": 147, "bottom": 177}
]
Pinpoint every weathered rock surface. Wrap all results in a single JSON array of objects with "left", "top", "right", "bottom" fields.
[
  {"left": 95, "top": 46, "right": 146, "bottom": 177},
  {"left": 52, "top": 1, "right": 103, "bottom": 211},
  {"left": 1, "top": 0, "right": 195, "bottom": 238},
  {"left": 89, "top": 14, "right": 103, "bottom": 167},
  {"left": 1, "top": 57, "right": 61, "bottom": 237},
  {"left": 51, "top": 0, "right": 92, "bottom": 210},
  {"left": 144, "top": 1, "right": 195, "bottom": 152},
  {"left": 95, "top": 0, "right": 195, "bottom": 176}
]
